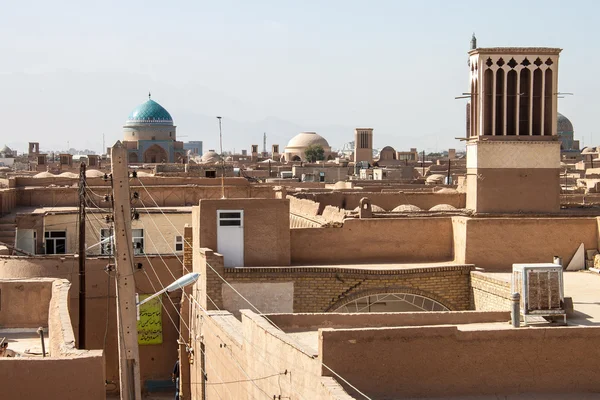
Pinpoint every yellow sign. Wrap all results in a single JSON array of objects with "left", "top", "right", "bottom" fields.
[{"left": 137, "top": 294, "right": 163, "bottom": 345}]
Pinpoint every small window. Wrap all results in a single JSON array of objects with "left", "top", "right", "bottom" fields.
[
  {"left": 218, "top": 210, "right": 243, "bottom": 227},
  {"left": 175, "top": 235, "right": 183, "bottom": 252},
  {"left": 220, "top": 212, "right": 241, "bottom": 219},
  {"left": 100, "top": 228, "right": 114, "bottom": 255},
  {"left": 205, "top": 170, "right": 216, "bottom": 178},
  {"left": 132, "top": 229, "right": 144, "bottom": 255},
  {"left": 45, "top": 231, "right": 67, "bottom": 254},
  {"left": 219, "top": 220, "right": 241, "bottom": 226}
]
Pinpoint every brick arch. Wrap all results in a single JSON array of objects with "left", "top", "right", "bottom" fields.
[{"left": 325, "top": 286, "right": 457, "bottom": 313}]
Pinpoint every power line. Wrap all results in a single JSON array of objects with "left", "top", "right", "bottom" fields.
[{"left": 136, "top": 178, "right": 373, "bottom": 400}]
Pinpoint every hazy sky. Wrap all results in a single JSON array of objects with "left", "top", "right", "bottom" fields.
[{"left": 1, "top": 0, "right": 598, "bottom": 154}]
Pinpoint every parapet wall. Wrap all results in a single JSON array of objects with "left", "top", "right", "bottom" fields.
[
  {"left": 292, "top": 191, "right": 466, "bottom": 212},
  {"left": 320, "top": 324, "right": 600, "bottom": 398},
  {"left": 453, "top": 216, "right": 599, "bottom": 271},
  {"left": 0, "top": 278, "right": 105, "bottom": 400},
  {"left": 187, "top": 307, "right": 354, "bottom": 400},
  {"left": 0, "top": 278, "right": 53, "bottom": 328},
  {"left": 470, "top": 272, "right": 512, "bottom": 311},
  {"left": 0, "top": 188, "right": 17, "bottom": 216},
  {"left": 266, "top": 310, "right": 510, "bottom": 331},
  {"left": 291, "top": 217, "right": 454, "bottom": 265}
]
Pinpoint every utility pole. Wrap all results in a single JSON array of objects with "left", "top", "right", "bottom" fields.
[
  {"left": 78, "top": 162, "right": 87, "bottom": 349},
  {"left": 422, "top": 150, "right": 426, "bottom": 177},
  {"left": 111, "top": 142, "right": 142, "bottom": 400},
  {"left": 263, "top": 132, "right": 267, "bottom": 154},
  {"left": 217, "top": 116, "right": 225, "bottom": 199},
  {"left": 446, "top": 157, "right": 451, "bottom": 185}
]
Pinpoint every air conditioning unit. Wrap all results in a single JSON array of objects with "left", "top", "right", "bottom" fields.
[{"left": 511, "top": 263, "right": 566, "bottom": 325}]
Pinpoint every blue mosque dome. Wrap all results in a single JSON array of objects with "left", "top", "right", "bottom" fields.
[{"left": 126, "top": 97, "right": 173, "bottom": 126}]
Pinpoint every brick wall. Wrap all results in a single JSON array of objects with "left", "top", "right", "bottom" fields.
[
  {"left": 470, "top": 271, "right": 512, "bottom": 311},
  {"left": 194, "top": 249, "right": 473, "bottom": 313}
]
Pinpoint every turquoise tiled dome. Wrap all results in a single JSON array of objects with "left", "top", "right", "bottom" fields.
[{"left": 126, "top": 99, "right": 173, "bottom": 125}]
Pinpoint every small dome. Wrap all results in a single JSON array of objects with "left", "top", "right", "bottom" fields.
[
  {"left": 1, "top": 145, "right": 12, "bottom": 154},
  {"left": 59, "top": 172, "right": 78, "bottom": 178},
  {"left": 429, "top": 204, "right": 457, "bottom": 211},
  {"left": 426, "top": 174, "right": 446, "bottom": 184},
  {"left": 557, "top": 113, "right": 573, "bottom": 133},
  {"left": 126, "top": 98, "right": 173, "bottom": 126},
  {"left": 34, "top": 171, "right": 55, "bottom": 178},
  {"left": 392, "top": 204, "right": 422, "bottom": 212},
  {"left": 286, "top": 132, "right": 330, "bottom": 149},
  {"left": 581, "top": 147, "right": 598, "bottom": 155},
  {"left": 85, "top": 169, "right": 104, "bottom": 178},
  {"left": 201, "top": 150, "right": 220, "bottom": 163}
]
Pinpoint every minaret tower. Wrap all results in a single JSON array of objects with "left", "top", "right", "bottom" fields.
[{"left": 465, "top": 45, "right": 562, "bottom": 213}]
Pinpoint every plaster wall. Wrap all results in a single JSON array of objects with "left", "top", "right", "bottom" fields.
[
  {"left": 0, "top": 356, "right": 106, "bottom": 400},
  {"left": 466, "top": 168, "right": 560, "bottom": 213},
  {"left": 188, "top": 308, "right": 352, "bottom": 400},
  {"left": 453, "top": 216, "right": 598, "bottom": 271},
  {"left": 16, "top": 184, "right": 275, "bottom": 209},
  {"left": 0, "top": 188, "right": 17, "bottom": 216},
  {"left": 222, "top": 281, "right": 294, "bottom": 315},
  {"left": 290, "top": 218, "right": 453, "bottom": 265},
  {"left": 0, "top": 254, "right": 184, "bottom": 388},
  {"left": 197, "top": 199, "right": 291, "bottom": 266},
  {"left": 320, "top": 325, "right": 600, "bottom": 398},
  {"left": 41, "top": 211, "right": 191, "bottom": 255},
  {"left": 0, "top": 278, "right": 105, "bottom": 400},
  {"left": 0, "top": 279, "right": 53, "bottom": 328}
]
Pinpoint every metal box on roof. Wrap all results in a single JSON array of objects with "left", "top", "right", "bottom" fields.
[{"left": 511, "top": 263, "right": 566, "bottom": 325}]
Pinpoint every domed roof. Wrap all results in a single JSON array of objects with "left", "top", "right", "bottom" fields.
[
  {"left": 201, "top": 150, "right": 220, "bottom": 163},
  {"left": 1, "top": 145, "right": 12, "bottom": 153},
  {"left": 557, "top": 113, "right": 573, "bottom": 133},
  {"left": 429, "top": 204, "right": 457, "bottom": 211},
  {"left": 286, "top": 132, "right": 330, "bottom": 149},
  {"left": 85, "top": 169, "right": 105, "bottom": 178},
  {"left": 126, "top": 98, "right": 173, "bottom": 126},
  {"left": 380, "top": 146, "right": 396, "bottom": 152},
  {"left": 392, "top": 204, "right": 421, "bottom": 212}
]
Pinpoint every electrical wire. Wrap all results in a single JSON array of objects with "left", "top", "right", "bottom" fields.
[
  {"left": 137, "top": 178, "right": 372, "bottom": 400},
  {"left": 135, "top": 195, "right": 299, "bottom": 399}
]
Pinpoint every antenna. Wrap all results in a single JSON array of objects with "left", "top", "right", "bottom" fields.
[
  {"left": 263, "top": 132, "right": 267, "bottom": 154},
  {"left": 217, "top": 116, "right": 225, "bottom": 199}
]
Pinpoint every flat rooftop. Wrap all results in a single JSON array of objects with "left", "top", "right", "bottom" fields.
[
  {"left": 279, "top": 271, "right": 600, "bottom": 356},
  {"left": 0, "top": 329, "right": 48, "bottom": 357}
]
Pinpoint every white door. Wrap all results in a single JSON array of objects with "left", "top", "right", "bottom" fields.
[
  {"left": 16, "top": 229, "right": 36, "bottom": 254},
  {"left": 217, "top": 210, "right": 244, "bottom": 267}
]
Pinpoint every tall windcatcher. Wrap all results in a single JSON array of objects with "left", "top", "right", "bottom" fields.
[{"left": 465, "top": 46, "right": 562, "bottom": 213}]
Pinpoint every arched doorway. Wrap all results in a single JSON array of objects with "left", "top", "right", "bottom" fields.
[
  {"left": 129, "top": 152, "right": 139, "bottom": 163},
  {"left": 144, "top": 144, "right": 168, "bottom": 163},
  {"left": 291, "top": 155, "right": 301, "bottom": 162},
  {"left": 328, "top": 289, "right": 451, "bottom": 313}
]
